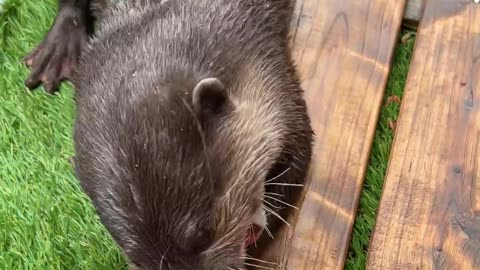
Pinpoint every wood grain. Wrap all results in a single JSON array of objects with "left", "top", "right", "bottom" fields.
[
  {"left": 367, "top": 0, "right": 480, "bottom": 269},
  {"left": 253, "top": 0, "right": 406, "bottom": 269},
  {"left": 403, "top": 0, "right": 425, "bottom": 29}
]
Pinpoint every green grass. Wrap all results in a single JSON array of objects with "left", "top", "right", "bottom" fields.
[
  {"left": 1, "top": 0, "right": 127, "bottom": 269},
  {"left": 345, "top": 33, "right": 415, "bottom": 270},
  {"left": 0, "top": 0, "right": 414, "bottom": 269}
]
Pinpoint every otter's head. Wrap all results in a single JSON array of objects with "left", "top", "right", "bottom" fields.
[{"left": 73, "top": 73, "right": 288, "bottom": 269}]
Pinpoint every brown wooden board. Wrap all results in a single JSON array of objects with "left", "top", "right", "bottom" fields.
[
  {"left": 367, "top": 0, "right": 480, "bottom": 269},
  {"left": 252, "top": 0, "right": 406, "bottom": 269}
]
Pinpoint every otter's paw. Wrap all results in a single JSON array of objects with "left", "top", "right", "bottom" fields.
[{"left": 23, "top": 8, "right": 88, "bottom": 94}]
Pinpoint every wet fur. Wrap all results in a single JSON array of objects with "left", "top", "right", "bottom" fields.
[{"left": 63, "top": 0, "right": 313, "bottom": 269}]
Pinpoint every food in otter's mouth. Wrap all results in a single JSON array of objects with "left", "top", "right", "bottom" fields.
[{"left": 244, "top": 224, "right": 263, "bottom": 249}]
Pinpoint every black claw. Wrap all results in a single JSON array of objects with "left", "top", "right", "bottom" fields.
[
  {"left": 22, "top": 6, "right": 89, "bottom": 94},
  {"left": 45, "top": 81, "right": 61, "bottom": 94},
  {"left": 25, "top": 77, "right": 42, "bottom": 90}
]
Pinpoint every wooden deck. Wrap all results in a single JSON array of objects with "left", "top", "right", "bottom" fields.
[
  {"left": 250, "top": 0, "right": 480, "bottom": 269},
  {"left": 367, "top": 0, "right": 480, "bottom": 269},
  {"left": 255, "top": 0, "right": 406, "bottom": 269}
]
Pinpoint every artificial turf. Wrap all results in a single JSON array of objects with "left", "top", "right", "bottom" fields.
[
  {"left": 1, "top": 0, "right": 128, "bottom": 269},
  {"left": 345, "top": 32, "right": 415, "bottom": 270},
  {"left": 0, "top": 0, "right": 414, "bottom": 269}
]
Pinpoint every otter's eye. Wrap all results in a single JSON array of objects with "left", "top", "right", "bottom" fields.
[{"left": 190, "top": 227, "right": 213, "bottom": 254}]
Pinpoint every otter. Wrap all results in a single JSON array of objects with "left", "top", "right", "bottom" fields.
[{"left": 24, "top": 0, "right": 313, "bottom": 269}]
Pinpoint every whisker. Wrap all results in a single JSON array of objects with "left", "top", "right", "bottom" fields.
[
  {"left": 264, "top": 195, "right": 298, "bottom": 210},
  {"left": 263, "top": 200, "right": 281, "bottom": 210},
  {"left": 242, "top": 256, "right": 278, "bottom": 266},
  {"left": 264, "top": 192, "right": 284, "bottom": 197},
  {"left": 266, "top": 167, "right": 291, "bottom": 183},
  {"left": 265, "top": 182, "right": 303, "bottom": 187},
  {"left": 244, "top": 262, "right": 275, "bottom": 270},
  {"left": 263, "top": 205, "right": 290, "bottom": 227},
  {"left": 264, "top": 226, "right": 274, "bottom": 239}
]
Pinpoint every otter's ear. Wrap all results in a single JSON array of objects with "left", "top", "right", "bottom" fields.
[{"left": 192, "top": 78, "right": 231, "bottom": 117}]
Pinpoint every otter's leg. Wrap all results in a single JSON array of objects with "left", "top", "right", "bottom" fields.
[{"left": 23, "top": 0, "right": 94, "bottom": 93}]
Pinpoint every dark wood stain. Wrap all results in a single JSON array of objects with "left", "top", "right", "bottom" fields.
[
  {"left": 253, "top": 0, "right": 406, "bottom": 269},
  {"left": 367, "top": 1, "right": 480, "bottom": 269}
]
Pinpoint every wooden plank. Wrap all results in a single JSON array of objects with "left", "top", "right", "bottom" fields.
[
  {"left": 403, "top": 0, "right": 425, "bottom": 29},
  {"left": 252, "top": 0, "right": 406, "bottom": 269},
  {"left": 367, "top": 1, "right": 480, "bottom": 269}
]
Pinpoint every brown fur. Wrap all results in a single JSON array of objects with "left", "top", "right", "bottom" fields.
[{"left": 64, "top": 0, "right": 313, "bottom": 269}]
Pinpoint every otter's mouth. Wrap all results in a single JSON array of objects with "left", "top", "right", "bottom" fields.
[
  {"left": 243, "top": 206, "right": 266, "bottom": 250},
  {"left": 244, "top": 224, "right": 263, "bottom": 248}
]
